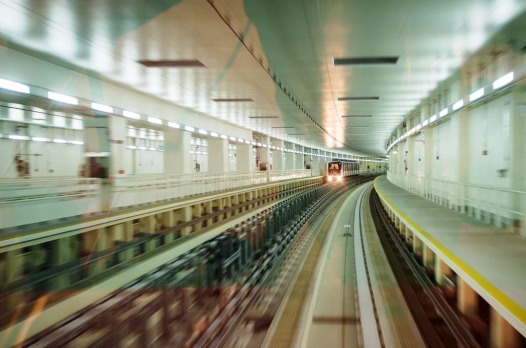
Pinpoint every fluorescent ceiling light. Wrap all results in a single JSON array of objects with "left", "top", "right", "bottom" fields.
[
  {"left": 48, "top": 91, "right": 78, "bottom": 105},
  {"left": 91, "top": 102, "right": 113, "bottom": 113},
  {"left": 86, "top": 152, "right": 110, "bottom": 157},
  {"left": 8, "top": 134, "right": 29, "bottom": 140},
  {"left": 221, "top": 134, "right": 228, "bottom": 139},
  {"left": 70, "top": 140, "right": 84, "bottom": 145},
  {"left": 32, "top": 137, "right": 49, "bottom": 142},
  {"left": 0, "top": 78, "right": 30, "bottom": 94},
  {"left": 422, "top": 120, "right": 429, "bottom": 127},
  {"left": 198, "top": 129, "right": 208, "bottom": 135},
  {"left": 429, "top": 115, "right": 437, "bottom": 123},
  {"left": 210, "top": 132, "right": 219, "bottom": 137},
  {"left": 333, "top": 56, "right": 399, "bottom": 66},
  {"left": 53, "top": 139, "right": 67, "bottom": 143},
  {"left": 148, "top": 116, "right": 162, "bottom": 125},
  {"left": 139, "top": 146, "right": 147, "bottom": 150},
  {"left": 229, "top": 136, "right": 236, "bottom": 141},
  {"left": 149, "top": 147, "right": 156, "bottom": 151},
  {"left": 452, "top": 99, "right": 464, "bottom": 111},
  {"left": 32, "top": 113, "right": 46, "bottom": 120},
  {"left": 127, "top": 145, "right": 137, "bottom": 149},
  {"left": 123, "top": 110, "right": 141, "bottom": 120},
  {"left": 168, "top": 122, "right": 180, "bottom": 129},
  {"left": 439, "top": 108, "right": 448, "bottom": 117},
  {"left": 469, "top": 88, "right": 484, "bottom": 102},
  {"left": 184, "top": 126, "right": 195, "bottom": 132},
  {"left": 493, "top": 72, "right": 513, "bottom": 90}
]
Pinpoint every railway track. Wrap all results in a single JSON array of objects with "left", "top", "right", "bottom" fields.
[
  {"left": 18, "top": 176, "right": 373, "bottom": 347},
  {"left": 370, "top": 190, "right": 480, "bottom": 348}
]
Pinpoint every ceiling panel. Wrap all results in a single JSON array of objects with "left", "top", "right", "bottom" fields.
[{"left": 0, "top": 0, "right": 524, "bottom": 157}]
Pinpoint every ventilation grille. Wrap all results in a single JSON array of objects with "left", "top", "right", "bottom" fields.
[
  {"left": 333, "top": 57, "right": 399, "bottom": 66},
  {"left": 138, "top": 59, "right": 206, "bottom": 68}
]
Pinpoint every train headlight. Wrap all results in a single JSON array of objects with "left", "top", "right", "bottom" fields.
[{"left": 337, "top": 175, "right": 343, "bottom": 182}]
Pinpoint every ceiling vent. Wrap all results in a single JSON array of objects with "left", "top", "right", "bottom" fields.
[
  {"left": 138, "top": 59, "right": 206, "bottom": 68},
  {"left": 341, "top": 115, "right": 372, "bottom": 118},
  {"left": 333, "top": 57, "right": 399, "bottom": 66},
  {"left": 338, "top": 97, "right": 379, "bottom": 101},
  {"left": 212, "top": 98, "right": 254, "bottom": 102}
]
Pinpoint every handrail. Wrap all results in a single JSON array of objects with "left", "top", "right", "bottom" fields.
[{"left": 387, "top": 171, "right": 525, "bottom": 219}]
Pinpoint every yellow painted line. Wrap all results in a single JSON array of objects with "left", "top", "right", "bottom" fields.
[{"left": 373, "top": 177, "right": 526, "bottom": 326}]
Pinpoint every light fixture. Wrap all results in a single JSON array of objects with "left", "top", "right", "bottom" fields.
[
  {"left": 48, "top": 91, "right": 78, "bottom": 105},
  {"left": 184, "top": 126, "right": 195, "bottom": 132},
  {"left": 439, "top": 108, "right": 448, "bottom": 117},
  {"left": 91, "top": 102, "right": 114, "bottom": 113},
  {"left": 127, "top": 145, "right": 137, "bottom": 149},
  {"left": 493, "top": 72, "right": 513, "bottom": 90},
  {"left": 32, "top": 137, "right": 49, "bottom": 142},
  {"left": 221, "top": 134, "right": 228, "bottom": 139},
  {"left": 148, "top": 116, "right": 162, "bottom": 125},
  {"left": 229, "top": 136, "right": 236, "bottom": 141},
  {"left": 469, "top": 88, "right": 484, "bottom": 102},
  {"left": 452, "top": 99, "right": 464, "bottom": 111},
  {"left": 70, "top": 140, "right": 84, "bottom": 145},
  {"left": 429, "top": 115, "right": 437, "bottom": 123},
  {"left": 0, "top": 78, "right": 30, "bottom": 94},
  {"left": 168, "top": 122, "right": 180, "bottom": 129},
  {"left": 210, "top": 132, "right": 219, "bottom": 137},
  {"left": 53, "top": 139, "right": 67, "bottom": 143},
  {"left": 422, "top": 120, "right": 429, "bottom": 127},
  {"left": 198, "top": 129, "right": 208, "bottom": 135},
  {"left": 8, "top": 135, "right": 29, "bottom": 140},
  {"left": 123, "top": 110, "right": 141, "bottom": 120}
]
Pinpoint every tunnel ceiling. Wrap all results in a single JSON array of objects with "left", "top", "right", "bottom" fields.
[{"left": 0, "top": 0, "right": 525, "bottom": 157}]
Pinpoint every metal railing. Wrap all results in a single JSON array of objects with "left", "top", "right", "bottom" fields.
[{"left": 387, "top": 171, "right": 525, "bottom": 222}]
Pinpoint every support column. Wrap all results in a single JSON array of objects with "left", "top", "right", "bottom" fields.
[
  {"left": 295, "top": 145, "right": 304, "bottom": 169},
  {"left": 0, "top": 250, "right": 23, "bottom": 316},
  {"left": 208, "top": 137, "right": 228, "bottom": 173},
  {"left": 511, "top": 90, "right": 526, "bottom": 236},
  {"left": 285, "top": 151, "right": 294, "bottom": 170},
  {"left": 273, "top": 149, "right": 284, "bottom": 171},
  {"left": 182, "top": 206, "right": 192, "bottom": 236},
  {"left": 457, "top": 278, "right": 478, "bottom": 318},
  {"left": 259, "top": 136, "right": 271, "bottom": 171},
  {"left": 423, "top": 245, "right": 434, "bottom": 269},
  {"left": 237, "top": 143, "right": 252, "bottom": 172},
  {"left": 164, "top": 129, "right": 192, "bottom": 174},
  {"left": 435, "top": 258, "right": 451, "bottom": 285},
  {"left": 490, "top": 308, "right": 522, "bottom": 348},
  {"left": 163, "top": 211, "right": 175, "bottom": 243}
]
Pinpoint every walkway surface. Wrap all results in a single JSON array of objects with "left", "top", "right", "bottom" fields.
[{"left": 374, "top": 175, "right": 526, "bottom": 335}]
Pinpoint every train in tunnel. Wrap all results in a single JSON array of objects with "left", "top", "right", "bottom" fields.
[{"left": 326, "top": 160, "right": 359, "bottom": 182}]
